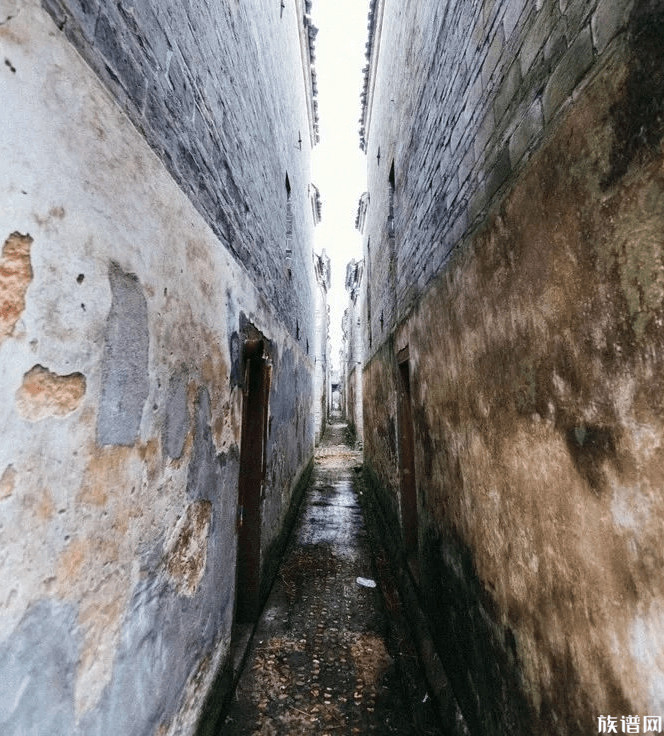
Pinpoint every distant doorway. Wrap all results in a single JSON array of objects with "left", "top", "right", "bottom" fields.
[
  {"left": 236, "top": 338, "right": 271, "bottom": 623},
  {"left": 397, "top": 350, "right": 418, "bottom": 559}
]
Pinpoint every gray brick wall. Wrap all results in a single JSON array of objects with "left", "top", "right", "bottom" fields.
[
  {"left": 42, "top": 0, "right": 319, "bottom": 345},
  {"left": 361, "top": 0, "right": 635, "bottom": 350}
]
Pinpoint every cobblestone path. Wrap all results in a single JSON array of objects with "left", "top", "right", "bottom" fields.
[{"left": 220, "top": 420, "right": 443, "bottom": 735}]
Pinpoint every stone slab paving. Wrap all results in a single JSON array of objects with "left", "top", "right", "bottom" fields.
[{"left": 220, "top": 421, "right": 443, "bottom": 735}]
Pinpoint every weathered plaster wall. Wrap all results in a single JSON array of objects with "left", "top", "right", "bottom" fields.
[
  {"left": 39, "top": 0, "right": 319, "bottom": 340},
  {"left": 345, "top": 364, "right": 363, "bottom": 444},
  {"left": 313, "top": 250, "right": 330, "bottom": 444},
  {"left": 342, "top": 259, "right": 365, "bottom": 442},
  {"left": 0, "top": 2, "right": 316, "bottom": 734},
  {"left": 362, "top": 0, "right": 664, "bottom": 732}
]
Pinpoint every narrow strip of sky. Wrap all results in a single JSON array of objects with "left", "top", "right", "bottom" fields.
[{"left": 311, "top": 0, "right": 369, "bottom": 370}]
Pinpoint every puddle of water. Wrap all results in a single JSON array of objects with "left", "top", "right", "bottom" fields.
[{"left": 297, "top": 478, "right": 364, "bottom": 556}]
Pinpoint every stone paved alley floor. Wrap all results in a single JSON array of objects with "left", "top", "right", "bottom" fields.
[{"left": 219, "top": 420, "right": 444, "bottom": 735}]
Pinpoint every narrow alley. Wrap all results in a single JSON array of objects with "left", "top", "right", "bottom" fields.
[
  {"left": 3, "top": 1, "right": 664, "bottom": 734},
  {"left": 220, "top": 419, "right": 443, "bottom": 735}
]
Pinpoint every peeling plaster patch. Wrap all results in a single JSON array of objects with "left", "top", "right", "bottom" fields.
[
  {"left": 56, "top": 444, "right": 148, "bottom": 715},
  {"left": 0, "top": 232, "right": 33, "bottom": 344},
  {"left": 187, "top": 388, "right": 223, "bottom": 501},
  {"left": 163, "top": 372, "right": 188, "bottom": 459},
  {"left": 164, "top": 500, "right": 212, "bottom": 596},
  {"left": 15, "top": 365, "right": 86, "bottom": 421},
  {"left": 97, "top": 262, "right": 149, "bottom": 446},
  {"left": 0, "top": 465, "right": 16, "bottom": 500}
]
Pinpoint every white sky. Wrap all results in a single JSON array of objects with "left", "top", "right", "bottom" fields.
[{"left": 311, "top": 0, "right": 369, "bottom": 371}]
